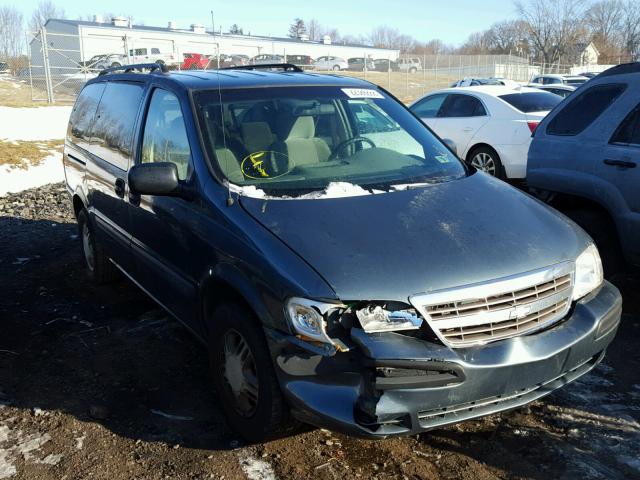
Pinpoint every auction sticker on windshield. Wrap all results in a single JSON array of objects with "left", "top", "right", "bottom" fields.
[{"left": 342, "top": 88, "right": 385, "bottom": 99}]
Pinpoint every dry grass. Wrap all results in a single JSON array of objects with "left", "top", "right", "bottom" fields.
[
  {"left": 0, "top": 140, "right": 63, "bottom": 169},
  {"left": 0, "top": 77, "right": 74, "bottom": 107}
]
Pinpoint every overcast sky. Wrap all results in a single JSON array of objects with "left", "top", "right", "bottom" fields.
[{"left": 16, "top": 0, "right": 519, "bottom": 45}]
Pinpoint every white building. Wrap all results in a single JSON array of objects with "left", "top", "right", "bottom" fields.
[{"left": 31, "top": 17, "right": 399, "bottom": 70}]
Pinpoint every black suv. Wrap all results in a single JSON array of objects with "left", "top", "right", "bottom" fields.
[{"left": 64, "top": 63, "right": 620, "bottom": 441}]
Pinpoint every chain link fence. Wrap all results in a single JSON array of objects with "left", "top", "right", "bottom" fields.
[{"left": 25, "top": 27, "right": 547, "bottom": 105}]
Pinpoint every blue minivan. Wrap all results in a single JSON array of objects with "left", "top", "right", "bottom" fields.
[{"left": 64, "top": 63, "right": 621, "bottom": 441}]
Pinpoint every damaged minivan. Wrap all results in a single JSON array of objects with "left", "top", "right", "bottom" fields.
[{"left": 64, "top": 64, "right": 622, "bottom": 441}]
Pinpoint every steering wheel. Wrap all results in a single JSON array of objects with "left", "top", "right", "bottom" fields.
[{"left": 330, "top": 137, "right": 376, "bottom": 160}]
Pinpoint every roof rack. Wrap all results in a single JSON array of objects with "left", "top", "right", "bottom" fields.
[
  {"left": 98, "top": 62, "right": 169, "bottom": 76},
  {"left": 597, "top": 62, "right": 640, "bottom": 78},
  {"left": 220, "top": 63, "right": 304, "bottom": 73}
]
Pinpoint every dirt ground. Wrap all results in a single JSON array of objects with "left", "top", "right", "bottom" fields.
[{"left": 1, "top": 183, "right": 639, "bottom": 480}]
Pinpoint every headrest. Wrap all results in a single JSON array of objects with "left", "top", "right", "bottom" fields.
[
  {"left": 287, "top": 116, "right": 315, "bottom": 140},
  {"left": 241, "top": 122, "right": 274, "bottom": 148}
]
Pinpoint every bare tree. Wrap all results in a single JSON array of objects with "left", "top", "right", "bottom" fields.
[
  {"left": 585, "top": 0, "right": 623, "bottom": 58},
  {"left": 368, "top": 26, "right": 416, "bottom": 52},
  {"left": 515, "top": 0, "right": 589, "bottom": 64},
  {"left": 29, "top": 0, "right": 65, "bottom": 32},
  {"left": 620, "top": 0, "right": 640, "bottom": 60},
  {"left": 306, "top": 18, "right": 320, "bottom": 41},
  {"left": 0, "top": 6, "right": 24, "bottom": 60}
]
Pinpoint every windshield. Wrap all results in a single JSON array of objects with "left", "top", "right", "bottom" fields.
[
  {"left": 193, "top": 86, "right": 465, "bottom": 195},
  {"left": 499, "top": 92, "right": 561, "bottom": 113}
]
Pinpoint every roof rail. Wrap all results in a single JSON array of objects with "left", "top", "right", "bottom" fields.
[
  {"left": 98, "top": 62, "right": 169, "bottom": 76},
  {"left": 597, "top": 62, "right": 640, "bottom": 79},
  {"left": 220, "top": 63, "right": 304, "bottom": 73}
]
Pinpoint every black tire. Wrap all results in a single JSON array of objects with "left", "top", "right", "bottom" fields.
[
  {"left": 562, "top": 208, "right": 626, "bottom": 278},
  {"left": 468, "top": 145, "right": 505, "bottom": 179},
  {"left": 332, "top": 65, "right": 340, "bottom": 71},
  {"left": 77, "top": 209, "right": 119, "bottom": 284},
  {"left": 110, "top": 62, "right": 121, "bottom": 68},
  {"left": 209, "top": 302, "right": 297, "bottom": 442}
]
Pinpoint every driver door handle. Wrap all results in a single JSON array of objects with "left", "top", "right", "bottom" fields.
[{"left": 604, "top": 159, "right": 636, "bottom": 168}]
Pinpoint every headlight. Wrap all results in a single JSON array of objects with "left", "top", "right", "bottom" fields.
[
  {"left": 573, "top": 244, "right": 603, "bottom": 301},
  {"left": 355, "top": 304, "right": 423, "bottom": 333},
  {"left": 285, "top": 297, "right": 343, "bottom": 345}
]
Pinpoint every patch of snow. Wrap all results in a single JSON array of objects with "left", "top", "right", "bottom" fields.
[
  {"left": 74, "top": 434, "right": 85, "bottom": 451},
  {"left": 232, "top": 181, "right": 377, "bottom": 200},
  {"left": 238, "top": 452, "right": 276, "bottom": 480},
  {"left": 0, "top": 424, "right": 62, "bottom": 478},
  {"left": 0, "top": 152, "right": 64, "bottom": 196},
  {"left": 0, "top": 106, "right": 71, "bottom": 141}
]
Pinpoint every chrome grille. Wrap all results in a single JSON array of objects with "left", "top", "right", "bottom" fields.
[{"left": 410, "top": 262, "right": 574, "bottom": 348}]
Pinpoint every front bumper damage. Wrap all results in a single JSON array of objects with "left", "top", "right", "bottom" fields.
[{"left": 266, "top": 281, "right": 622, "bottom": 438}]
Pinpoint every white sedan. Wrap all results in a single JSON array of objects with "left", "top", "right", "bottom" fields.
[
  {"left": 314, "top": 56, "right": 349, "bottom": 71},
  {"left": 410, "top": 86, "right": 561, "bottom": 179}
]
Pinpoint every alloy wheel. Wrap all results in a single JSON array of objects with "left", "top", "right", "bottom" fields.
[{"left": 471, "top": 152, "right": 497, "bottom": 176}]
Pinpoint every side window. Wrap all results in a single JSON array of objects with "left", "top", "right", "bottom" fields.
[
  {"left": 532, "top": 77, "right": 541, "bottom": 84},
  {"left": 440, "top": 94, "right": 486, "bottom": 118},
  {"left": 412, "top": 94, "right": 447, "bottom": 118},
  {"left": 90, "top": 82, "right": 144, "bottom": 169},
  {"left": 141, "top": 89, "right": 191, "bottom": 180},
  {"left": 547, "top": 83, "right": 627, "bottom": 136},
  {"left": 67, "top": 82, "right": 105, "bottom": 146},
  {"left": 610, "top": 104, "right": 640, "bottom": 146},
  {"left": 151, "top": 48, "right": 160, "bottom": 54}
]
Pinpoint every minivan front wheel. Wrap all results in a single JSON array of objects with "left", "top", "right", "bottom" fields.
[
  {"left": 469, "top": 146, "right": 504, "bottom": 179},
  {"left": 209, "top": 302, "right": 296, "bottom": 442},
  {"left": 77, "top": 209, "right": 119, "bottom": 284}
]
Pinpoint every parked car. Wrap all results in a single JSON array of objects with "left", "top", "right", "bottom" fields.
[
  {"left": 397, "top": 57, "right": 421, "bottom": 73},
  {"left": 531, "top": 84, "right": 576, "bottom": 98},
  {"left": 209, "top": 54, "right": 251, "bottom": 69},
  {"left": 373, "top": 59, "right": 400, "bottom": 72},
  {"left": 0, "top": 62, "right": 9, "bottom": 75},
  {"left": 83, "top": 54, "right": 127, "bottom": 70},
  {"left": 251, "top": 54, "right": 284, "bottom": 65},
  {"left": 450, "top": 78, "right": 505, "bottom": 87},
  {"left": 315, "top": 56, "right": 348, "bottom": 71},
  {"left": 410, "top": 86, "right": 562, "bottom": 179},
  {"left": 181, "top": 53, "right": 211, "bottom": 70},
  {"left": 63, "top": 63, "right": 620, "bottom": 441},
  {"left": 286, "top": 55, "right": 315, "bottom": 69},
  {"left": 529, "top": 74, "right": 589, "bottom": 87},
  {"left": 578, "top": 72, "right": 599, "bottom": 79},
  {"left": 128, "top": 46, "right": 179, "bottom": 67},
  {"left": 347, "top": 57, "right": 375, "bottom": 71},
  {"left": 528, "top": 62, "right": 640, "bottom": 269}
]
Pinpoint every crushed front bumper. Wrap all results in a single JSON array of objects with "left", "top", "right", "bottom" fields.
[{"left": 268, "top": 281, "right": 621, "bottom": 438}]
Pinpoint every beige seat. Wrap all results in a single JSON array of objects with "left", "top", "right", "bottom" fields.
[
  {"left": 202, "top": 110, "right": 243, "bottom": 183},
  {"left": 241, "top": 122, "right": 276, "bottom": 153},
  {"left": 283, "top": 116, "right": 331, "bottom": 167}
]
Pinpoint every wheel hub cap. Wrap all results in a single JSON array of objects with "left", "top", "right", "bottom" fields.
[
  {"left": 222, "top": 330, "right": 258, "bottom": 417},
  {"left": 82, "top": 223, "right": 95, "bottom": 271}
]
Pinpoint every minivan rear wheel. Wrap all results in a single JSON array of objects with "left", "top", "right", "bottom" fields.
[
  {"left": 468, "top": 146, "right": 504, "bottom": 179},
  {"left": 77, "top": 209, "right": 119, "bottom": 284},
  {"left": 209, "top": 302, "right": 297, "bottom": 442}
]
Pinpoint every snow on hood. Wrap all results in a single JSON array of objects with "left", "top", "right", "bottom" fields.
[{"left": 230, "top": 181, "right": 379, "bottom": 200}]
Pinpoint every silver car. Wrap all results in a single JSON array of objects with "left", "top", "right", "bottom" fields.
[{"left": 315, "top": 56, "right": 348, "bottom": 71}]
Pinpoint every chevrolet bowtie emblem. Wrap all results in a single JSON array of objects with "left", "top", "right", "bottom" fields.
[{"left": 509, "top": 305, "right": 532, "bottom": 320}]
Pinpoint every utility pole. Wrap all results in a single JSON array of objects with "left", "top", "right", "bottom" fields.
[{"left": 210, "top": 10, "right": 215, "bottom": 37}]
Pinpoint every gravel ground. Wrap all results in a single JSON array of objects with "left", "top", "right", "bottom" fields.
[{"left": 1, "top": 183, "right": 639, "bottom": 480}]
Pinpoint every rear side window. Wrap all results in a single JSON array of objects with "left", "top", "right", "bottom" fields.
[
  {"left": 151, "top": 48, "right": 160, "bottom": 54},
  {"left": 499, "top": 92, "right": 561, "bottom": 113},
  {"left": 412, "top": 94, "right": 447, "bottom": 118},
  {"left": 439, "top": 94, "right": 486, "bottom": 118},
  {"left": 90, "top": 82, "right": 145, "bottom": 169},
  {"left": 546, "top": 84, "right": 626, "bottom": 136},
  {"left": 67, "top": 82, "right": 105, "bottom": 145},
  {"left": 141, "top": 89, "right": 191, "bottom": 180},
  {"left": 610, "top": 104, "right": 640, "bottom": 146}
]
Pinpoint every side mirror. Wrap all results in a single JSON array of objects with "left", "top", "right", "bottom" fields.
[
  {"left": 129, "top": 162, "right": 180, "bottom": 196},
  {"left": 442, "top": 138, "right": 457, "bottom": 156}
]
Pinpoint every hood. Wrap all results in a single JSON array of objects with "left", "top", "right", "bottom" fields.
[{"left": 240, "top": 173, "right": 588, "bottom": 302}]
